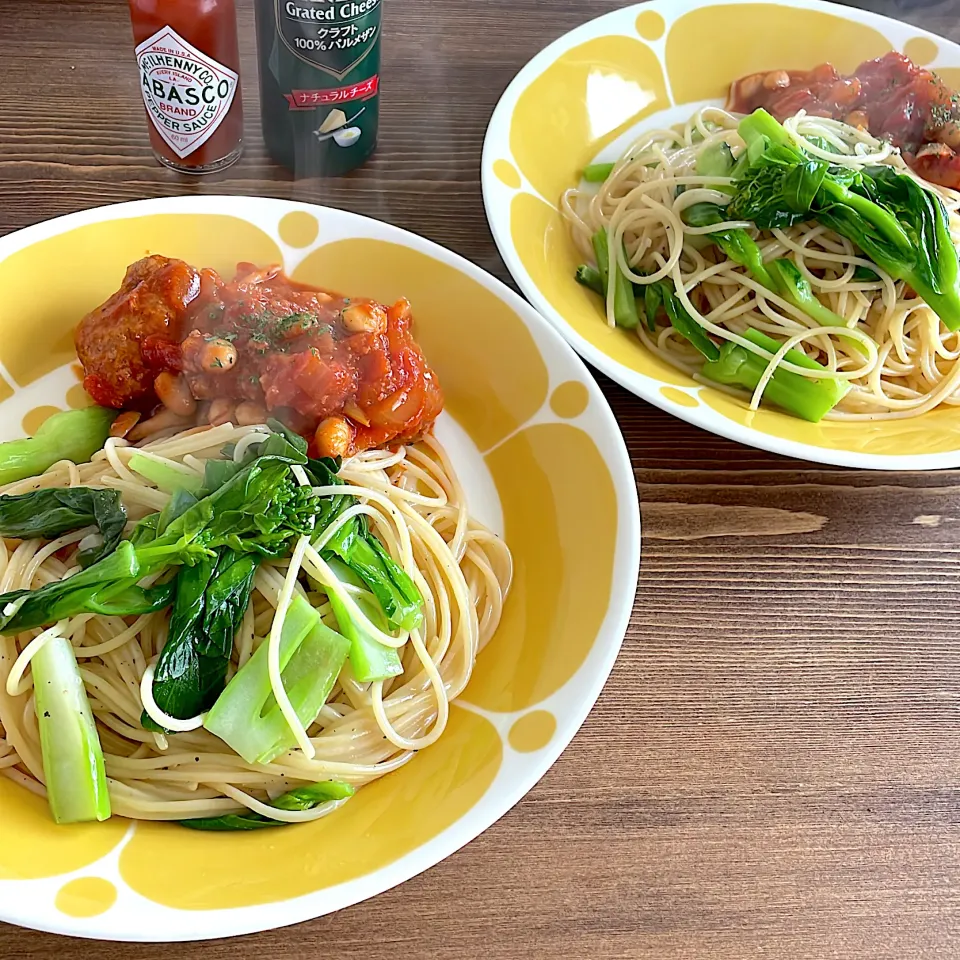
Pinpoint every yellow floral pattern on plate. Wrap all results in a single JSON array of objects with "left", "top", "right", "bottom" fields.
[
  {"left": 293, "top": 238, "right": 549, "bottom": 452},
  {"left": 510, "top": 35, "right": 669, "bottom": 203},
  {"left": 666, "top": 4, "right": 889, "bottom": 103},
  {"left": 119, "top": 706, "right": 501, "bottom": 909},
  {"left": 465, "top": 422, "right": 617, "bottom": 712},
  {"left": 0, "top": 776, "right": 126, "bottom": 880},
  {"left": 0, "top": 215, "right": 282, "bottom": 387}
]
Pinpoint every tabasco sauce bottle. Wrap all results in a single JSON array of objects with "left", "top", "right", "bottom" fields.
[
  {"left": 128, "top": 0, "right": 244, "bottom": 174},
  {"left": 254, "top": 0, "right": 382, "bottom": 176}
]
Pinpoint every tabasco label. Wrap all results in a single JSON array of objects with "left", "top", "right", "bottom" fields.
[
  {"left": 135, "top": 26, "right": 239, "bottom": 160},
  {"left": 277, "top": 0, "right": 381, "bottom": 80}
]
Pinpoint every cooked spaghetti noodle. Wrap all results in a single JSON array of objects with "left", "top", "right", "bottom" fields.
[
  {"left": 562, "top": 107, "right": 960, "bottom": 420},
  {"left": 0, "top": 422, "right": 511, "bottom": 822}
]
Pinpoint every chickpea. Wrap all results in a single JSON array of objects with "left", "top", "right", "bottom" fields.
[
  {"left": 829, "top": 78, "right": 861, "bottom": 107},
  {"left": 314, "top": 416, "right": 355, "bottom": 459},
  {"left": 845, "top": 110, "right": 869, "bottom": 130},
  {"left": 128, "top": 408, "right": 191, "bottom": 443},
  {"left": 235, "top": 400, "right": 267, "bottom": 426},
  {"left": 388, "top": 298, "right": 412, "bottom": 328},
  {"left": 208, "top": 398, "right": 236, "bottom": 426},
  {"left": 108, "top": 411, "right": 141, "bottom": 439},
  {"left": 341, "top": 301, "right": 387, "bottom": 335},
  {"left": 154, "top": 372, "right": 197, "bottom": 417},
  {"left": 732, "top": 73, "right": 764, "bottom": 102},
  {"left": 198, "top": 338, "right": 237, "bottom": 373},
  {"left": 939, "top": 122, "right": 960, "bottom": 150},
  {"left": 762, "top": 70, "right": 790, "bottom": 91}
]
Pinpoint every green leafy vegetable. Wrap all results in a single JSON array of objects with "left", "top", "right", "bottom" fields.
[
  {"left": 583, "top": 162, "right": 615, "bottom": 183},
  {"left": 203, "top": 594, "right": 349, "bottom": 764},
  {"left": 696, "top": 140, "right": 735, "bottom": 180},
  {"left": 33, "top": 635, "right": 111, "bottom": 823},
  {"left": 0, "top": 442, "right": 317, "bottom": 636},
  {"left": 83, "top": 580, "right": 175, "bottom": 616},
  {"left": 577, "top": 254, "right": 721, "bottom": 359},
  {"left": 818, "top": 164, "right": 960, "bottom": 330},
  {"left": 575, "top": 264, "right": 604, "bottom": 296},
  {"left": 157, "top": 488, "right": 199, "bottom": 535},
  {"left": 738, "top": 107, "right": 793, "bottom": 161},
  {"left": 178, "top": 780, "right": 354, "bottom": 831},
  {"left": 591, "top": 229, "right": 640, "bottom": 330},
  {"left": 128, "top": 453, "right": 203, "bottom": 496},
  {"left": 641, "top": 278, "right": 720, "bottom": 360},
  {"left": 0, "top": 487, "right": 126, "bottom": 567},
  {"left": 0, "top": 407, "right": 116, "bottom": 487},
  {"left": 147, "top": 549, "right": 259, "bottom": 725},
  {"left": 700, "top": 327, "right": 849, "bottom": 421},
  {"left": 765, "top": 259, "right": 849, "bottom": 329},
  {"left": 322, "top": 518, "right": 423, "bottom": 633},
  {"left": 729, "top": 109, "right": 960, "bottom": 330},
  {"left": 303, "top": 456, "right": 424, "bottom": 633},
  {"left": 0, "top": 541, "right": 139, "bottom": 632},
  {"left": 853, "top": 264, "right": 880, "bottom": 282},
  {"left": 324, "top": 566, "right": 402, "bottom": 683},
  {"left": 199, "top": 552, "right": 259, "bottom": 659},
  {"left": 683, "top": 202, "right": 779, "bottom": 291}
]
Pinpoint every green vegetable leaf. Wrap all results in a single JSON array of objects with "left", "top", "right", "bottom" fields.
[
  {"left": 766, "top": 259, "right": 849, "bottom": 330},
  {"left": 128, "top": 454, "right": 203, "bottom": 496},
  {"left": 575, "top": 264, "right": 604, "bottom": 296},
  {"left": 0, "top": 407, "right": 116, "bottom": 487},
  {"left": 203, "top": 594, "right": 349, "bottom": 764},
  {"left": 582, "top": 162, "right": 615, "bottom": 183},
  {"left": 591, "top": 229, "right": 640, "bottom": 330},
  {"left": 147, "top": 549, "right": 260, "bottom": 725},
  {"left": 33, "top": 636, "right": 111, "bottom": 823},
  {"left": 727, "top": 108, "right": 960, "bottom": 330},
  {"left": 696, "top": 141, "right": 735, "bottom": 180},
  {"left": 178, "top": 780, "right": 354, "bottom": 831},
  {"left": 0, "top": 487, "right": 126, "bottom": 567},
  {"left": 700, "top": 327, "right": 849, "bottom": 421},
  {"left": 323, "top": 518, "right": 423, "bottom": 632},
  {"left": 0, "top": 541, "right": 141, "bottom": 633},
  {"left": 641, "top": 277, "right": 720, "bottom": 361},
  {"left": 683, "top": 202, "right": 779, "bottom": 291},
  {"left": 325, "top": 565, "right": 402, "bottom": 683},
  {"left": 0, "top": 442, "right": 318, "bottom": 636}
]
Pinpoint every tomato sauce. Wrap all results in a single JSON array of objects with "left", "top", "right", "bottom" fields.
[
  {"left": 75, "top": 258, "right": 444, "bottom": 458},
  {"left": 128, "top": 0, "right": 244, "bottom": 174},
  {"left": 727, "top": 52, "right": 960, "bottom": 190}
]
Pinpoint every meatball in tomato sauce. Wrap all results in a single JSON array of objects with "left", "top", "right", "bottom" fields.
[
  {"left": 75, "top": 256, "right": 200, "bottom": 409},
  {"left": 74, "top": 257, "right": 444, "bottom": 458}
]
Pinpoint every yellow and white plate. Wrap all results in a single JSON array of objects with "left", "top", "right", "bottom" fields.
[
  {"left": 0, "top": 196, "right": 640, "bottom": 940},
  {"left": 482, "top": 0, "right": 960, "bottom": 468}
]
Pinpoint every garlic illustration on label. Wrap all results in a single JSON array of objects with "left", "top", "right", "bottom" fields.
[
  {"left": 314, "top": 107, "right": 365, "bottom": 148},
  {"left": 333, "top": 127, "right": 361, "bottom": 147}
]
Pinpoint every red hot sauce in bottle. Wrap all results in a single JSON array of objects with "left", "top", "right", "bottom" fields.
[{"left": 128, "top": 0, "right": 244, "bottom": 174}]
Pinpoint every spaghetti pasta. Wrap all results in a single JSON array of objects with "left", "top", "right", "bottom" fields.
[
  {"left": 0, "top": 422, "right": 511, "bottom": 823},
  {"left": 563, "top": 107, "right": 960, "bottom": 420}
]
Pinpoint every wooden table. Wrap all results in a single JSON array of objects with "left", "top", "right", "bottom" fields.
[{"left": 5, "top": 0, "right": 960, "bottom": 957}]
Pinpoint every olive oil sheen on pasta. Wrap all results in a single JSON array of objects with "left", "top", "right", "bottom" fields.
[{"left": 254, "top": 0, "right": 381, "bottom": 176}]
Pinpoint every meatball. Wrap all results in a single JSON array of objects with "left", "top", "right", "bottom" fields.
[{"left": 75, "top": 256, "right": 200, "bottom": 408}]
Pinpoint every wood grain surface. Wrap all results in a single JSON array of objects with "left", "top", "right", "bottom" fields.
[{"left": 5, "top": 1, "right": 960, "bottom": 957}]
